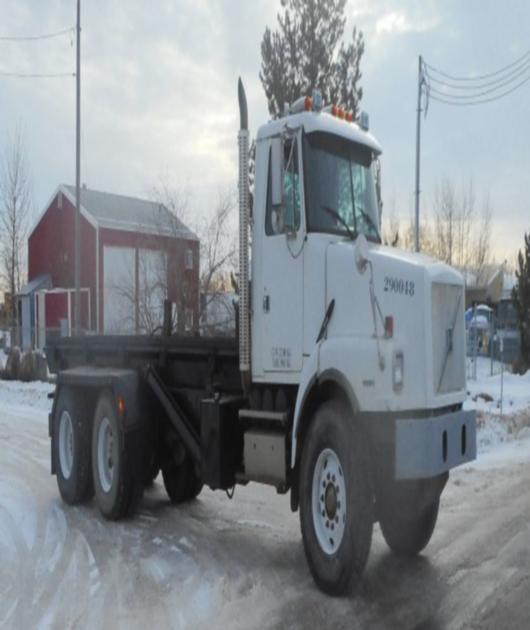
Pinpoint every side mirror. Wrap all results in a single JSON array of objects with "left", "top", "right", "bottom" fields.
[
  {"left": 271, "top": 137, "right": 284, "bottom": 208},
  {"left": 374, "top": 157, "right": 383, "bottom": 222},
  {"left": 355, "top": 233, "right": 370, "bottom": 274}
]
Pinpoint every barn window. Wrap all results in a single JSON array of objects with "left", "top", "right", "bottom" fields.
[{"left": 185, "top": 249, "right": 193, "bottom": 270}]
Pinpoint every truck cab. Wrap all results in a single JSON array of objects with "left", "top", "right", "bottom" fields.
[
  {"left": 247, "top": 94, "right": 470, "bottom": 451},
  {"left": 238, "top": 90, "right": 476, "bottom": 591}
]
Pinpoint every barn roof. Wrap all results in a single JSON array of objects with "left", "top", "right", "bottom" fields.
[
  {"left": 29, "top": 184, "right": 198, "bottom": 241},
  {"left": 63, "top": 185, "right": 198, "bottom": 240}
]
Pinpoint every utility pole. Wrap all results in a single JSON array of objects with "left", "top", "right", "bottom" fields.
[
  {"left": 74, "top": 0, "right": 81, "bottom": 335},
  {"left": 414, "top": 55, "right": 423, "bottom": 253}
]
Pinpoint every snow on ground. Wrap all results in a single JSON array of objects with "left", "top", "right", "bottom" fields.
[
  {"left": 0, "top": 349, "right": 7, "bottom": 370},
  {"left": 0, "top": 365, "right": 529, "bottom": 628},
  {"left": 0, "top": 378, "right": 54, "bottom": 412},
  {"left": 464, "top": 356, "right": 530, "bottom": 458}
]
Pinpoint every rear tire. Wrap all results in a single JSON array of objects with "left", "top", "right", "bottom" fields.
[
  {"left": 91, "top": 391, "right": 143, "bottom": 520},
  {"left": 162, "top": 454, "right": 202, "bottom": 504},
  {"left": 53, "top": 387, "right": 93, "bottom": 505},
  {"left": 299, "top": 399, "right": 373, "bottom": 596}
]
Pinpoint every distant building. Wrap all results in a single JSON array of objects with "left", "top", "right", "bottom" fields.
[
  {"left": 22, "top": 184, "right": 199, "bottom": 347},
  {"left": 463, "top": 266, "right": 520, "bottom": 363}
]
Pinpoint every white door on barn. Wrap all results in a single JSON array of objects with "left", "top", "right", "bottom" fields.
[
  {"left": 103, "top": 246, "right": 136, "bottom": 333},
  {"left": 137, "top": 248, "right": 167, "bottom": 333}
]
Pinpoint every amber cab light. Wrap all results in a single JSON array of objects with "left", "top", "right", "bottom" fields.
[
  {"left": 117, "top": 395, "right": 126, "bottom": 416},
  {"left": 384, "top": 316, "right": 394, "bottom": 338}
]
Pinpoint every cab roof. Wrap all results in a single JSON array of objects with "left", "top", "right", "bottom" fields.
[{"left": 256, "top": 110, "right": 382, "bottom": 155}]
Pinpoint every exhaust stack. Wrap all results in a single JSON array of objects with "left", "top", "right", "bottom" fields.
[{"left": 237, "top": 78, "right": 250, "bottom": 392}]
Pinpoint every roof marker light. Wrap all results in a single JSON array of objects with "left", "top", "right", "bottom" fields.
[
  {"left": 345, "top": 111, "right": 353, "bottom": 123},
  {"left": 359, "top": 111, "right": 370, "bottom": 131},
  {"left": 304, "top": 96, "right": 312, "bottom": 111},
  {"left": 311, "top": 89, "right": 323, "bottom": 111}
]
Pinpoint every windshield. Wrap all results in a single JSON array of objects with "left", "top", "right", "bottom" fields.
[{"left": 304, "top": 132, "right": 380, "bottom": 242}]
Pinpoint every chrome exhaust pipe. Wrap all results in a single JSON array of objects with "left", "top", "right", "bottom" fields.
[{"left": 238, "top": 78, "right": 250, "bottom": 392}]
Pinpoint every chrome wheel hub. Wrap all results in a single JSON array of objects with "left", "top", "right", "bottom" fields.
[
  {"left": 312, "top": 448, "right": 346, "bottom": 555},
  {"left": 97, "top": 417, "right": 115, "bottom": 493},
  {"left": 58, "top": 410, "right": 74, "bottom": 479}
]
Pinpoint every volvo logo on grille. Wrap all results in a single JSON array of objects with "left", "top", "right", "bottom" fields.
[{"left": 446, "top": 328, "right": 454, "bottom": 353}]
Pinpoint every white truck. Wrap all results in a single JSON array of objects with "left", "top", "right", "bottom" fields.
[{"left": 46, "top": 79, "right": 476, "bottom": 595}]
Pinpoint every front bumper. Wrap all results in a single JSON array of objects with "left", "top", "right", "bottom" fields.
[{"left": 395, "top": 409, "right": 476, "bottom": 480}]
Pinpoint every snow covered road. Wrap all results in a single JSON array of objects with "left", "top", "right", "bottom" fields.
[{"left": 1, "top": 381, "right": 530, "bottom": 629}]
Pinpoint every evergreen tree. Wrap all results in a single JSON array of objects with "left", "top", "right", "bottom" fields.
[
  {"left": 512, "top": 232, "right": 530, "bottom": 368},
  {"left": 260, "top": 0, "right": 364, "bottom": 118}
]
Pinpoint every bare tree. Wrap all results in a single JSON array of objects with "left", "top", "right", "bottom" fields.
[
  {"left": 126, "top": 183, "right": 239, "bottom": 337},
  {"left": 197, "top": 189, "right": 237, "bottom": 331},
  {"left": 0, "top": 128, "right": 32, "bottom": 331},
  {"left": 473, "top": 194, "right": 492, "bottom": 284},
  {"left": 431, "top": 177, "right": 492, "bottom": 278},
  {"left": 380, "top": 197, "right": 400, "bottom": 247}
]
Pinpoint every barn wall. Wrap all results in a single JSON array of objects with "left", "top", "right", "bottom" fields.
[{"left": 28, "top": 191, "right": 97, "bottom": 329}]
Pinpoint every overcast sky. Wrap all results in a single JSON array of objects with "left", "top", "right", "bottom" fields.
[{"left": 1, "top": 0, "right": 528, "bottom": 263}]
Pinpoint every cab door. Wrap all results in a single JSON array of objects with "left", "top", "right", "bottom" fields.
[{"left": 261, "top": 134, "right": 305, "bottom": 373}]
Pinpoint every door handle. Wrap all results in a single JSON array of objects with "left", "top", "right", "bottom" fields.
[{"left": 263, "top": 295, "right": 270, "bottom": 313}]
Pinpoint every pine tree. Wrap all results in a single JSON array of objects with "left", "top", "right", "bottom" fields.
[
  {"left": 512, "top": 232, "right": 530, "bottom": 368},
  {"left": 259, "top": 0, "right": 364, "bottom": 118}
]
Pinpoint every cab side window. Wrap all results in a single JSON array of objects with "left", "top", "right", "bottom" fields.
[{"left": 265, "top": 139, "right": 301, "bottom": 235}]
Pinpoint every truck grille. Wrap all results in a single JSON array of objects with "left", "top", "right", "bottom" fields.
[{"left": 432, "top": 283, "right": 465, "bottom": 394}]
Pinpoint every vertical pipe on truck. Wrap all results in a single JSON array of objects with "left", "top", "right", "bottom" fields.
[{"left": 238, "top": 78, "right": 251, "bottom": 393}]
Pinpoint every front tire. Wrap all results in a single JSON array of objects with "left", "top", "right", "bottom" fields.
[
  {"left": 91, "top": 391, "right": 143, "bottom": 520},
  {"left": 53, "top": 387, "right": 93, "bottom": 505},
  {"left": 379, "top": 493, "right": 440, "bottom": 556},
  {"left": 299, "top": 400, "right": 373, "bottom": 596}
]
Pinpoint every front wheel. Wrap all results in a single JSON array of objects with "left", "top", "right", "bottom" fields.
[
  {"left": 379, "top": 496, "right": 440, "bottom": 556},
  {"left": 299, "top": 400, "right": 373, "bottom": 596}
]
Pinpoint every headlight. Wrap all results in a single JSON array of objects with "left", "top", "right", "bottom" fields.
[{"left": 393, "top": 351, "right": 404, "bottom": 391}]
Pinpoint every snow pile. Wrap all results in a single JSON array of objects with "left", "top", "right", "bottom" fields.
[
  {"left": 0, "top": 379, "right": 54, "bottom": 413},
  {"left": 465, "top": 356, "right": 530, "bottom": 454}
]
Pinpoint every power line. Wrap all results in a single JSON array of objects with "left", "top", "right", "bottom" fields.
[
  {"left": 0, "top": 26, "right": 74, "bottom": 42},
  {"left": 426, "top": 62, "right": 530, "bottom": 100},
  {"left": 0, "top": 71, "right": 75, "bottom": 78},
  {"left": 427, "top": 73, "right": 530, "bottom": 106},
  {"left": 426, "top": 58, "right": 530, "bottom": 91},
  {"left": 425, "top": 48, "right": 530, "bottom": 82}
]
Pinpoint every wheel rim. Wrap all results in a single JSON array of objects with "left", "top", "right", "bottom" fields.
[
  {"left": 97, "top": 417, "right": 115, "bottom": 493},
  {"left": 58, "top": 410, "right": 74, "bottom": 479},
  {"left": 312, "top": 448, "right": 346, "bottom": 555}
]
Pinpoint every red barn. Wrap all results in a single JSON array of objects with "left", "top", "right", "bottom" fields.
[{"left": 28, "top": 184, "right": 199, "bottom": 338}]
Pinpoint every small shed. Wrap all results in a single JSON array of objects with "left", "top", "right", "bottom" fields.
[
  {"left": 27, "top": 185, "right": 199, "bottom": 339},
  {"left": 15, "top": 274, "right": 52, "bottom": 350}
]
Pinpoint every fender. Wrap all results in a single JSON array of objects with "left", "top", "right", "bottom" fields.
[
  {"left": 291, "top": 337, "right": 369, "bottom": 469},
  {"left": 54, "top": 367, "right": 143, "bottom": 431}
]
